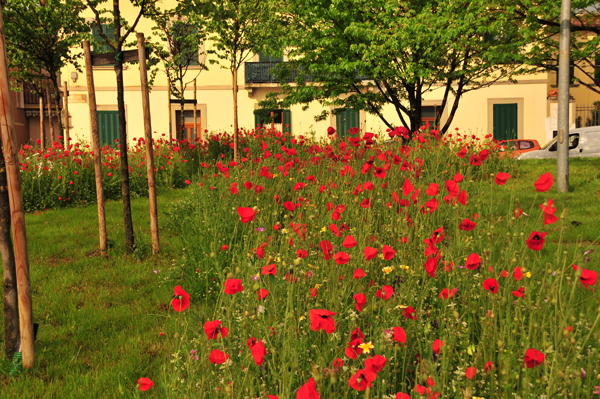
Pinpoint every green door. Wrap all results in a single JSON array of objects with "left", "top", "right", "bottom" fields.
[
  {"left": 336, "top": 108, "right": 360, "bottom": 138},
  {"left": 493, "top": 103, "right": 518, "bottom": 141},
  {"left": 97, "top": 111, "right": 120, "bottom": 147}
]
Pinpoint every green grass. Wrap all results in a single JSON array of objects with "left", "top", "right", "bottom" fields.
[{"left": 0, "top": 157, "right": 599, "bottom": 398}]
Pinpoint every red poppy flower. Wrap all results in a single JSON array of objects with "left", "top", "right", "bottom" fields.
[
  {"left": 393, "top": 326, "right": 406, "bottom": 345},
  {"left": 284, "top": 201, "right": 296, "bottom": 211},
  {"left": 446, "top": 180, "right": 459, "bottom": 197},
  {"left": 483, "top": 278, "right": 499, "bottom": 294},
  {"left": 524, "top": 348, "right": 544, "bottom": 368},
  {"left": 138, "top": 377, "right": 153, "bottom": 391},
  {"left": 534, "top": 172, "right": 554, "bottom": 192},
  {"left": 327, "top": 126, "right": 336, "bottom": 135},
  {"left": 382, "top": 245, "right": 396, "bottom": 260},
  {"left": 360, "top": 198, "right": 371, "bottom": 208},
  {"left": 320, "top": 240, "right": 333, "bottom": 260},
  {"left": 457, "top": 190, "right": 468, "bottom": 206},
  {"left": 432, "top": 339, "right": 444, "bottom": 354},
  {"left": 512, "top": 286, "right": 525, "bottom": 298},
  {"left": 484, "top": 361, "right": 494, "bottom": 372},
  {"left": 429, "top": 226, "right": 445, "bottom": 244},
  {"left": 459, "top": 218, "right": 477, "bottom": 231},
  {"left": 257, "top": 288, "right": 269, "bottom": 300},
  {"left": 443, "top": 260, "right": 455, "bottom": 272},
  {"left": 376, "top": 285, "right": 393, "bottom": 301},
  {"left": 540, "top": 199, "right": 558, "bottom": 225},
  {"left": 262, "top": 263, "right": 276, "bottom": 276},
  {"left": 333, "top": 358, "right": 344, "bottom": 368},
  {"left": 404, "top": 306, "right": 417, "bottom": 320},
  {"left": 331, "top": 211, "right": 341, "bottom": 221},
  {"left": 297, "top": 377, "right": 320, "bottom": 399},
  {"left": 353, "top": 268, "right": 366, "bottom": 279},
  {"left": 255, "top": 185, "right": 264, "bottom": 193},
  {"left": 349, "top": 369, "right": 376, "bottom": 391},
  {"left": 465, "top": 253, "right": 481, "bottom": 270},
  {"left": 513, "top": 266, "right": 523, "bottom": 281},
  {"left": 204, "top": 320, "right": 229, "bottom": 340},
  {"left": 244, "top": 181, "right": 253, "bottom": 190},
  {"left": 268, "top": 396, "right": 278, "bottom": 399},
  {"left": 375, "top": 168, "right": 387, "bottom": 179},
  {"left": 171, "top": 286, "right": 190, "bottom": 312},
  {"left": 572, "top": 264, "right": 598, "bottom": 290},
  {"left": 395, "top": 393, "right": 411, "bottom": 399},
  {"left": 466, "top": 367, "right": 477, "bottom": 380},
  {"left": 237, "top": 207, "right": 256, "bottom": 223},
  {"left": 439, "top": 288, "right": 457, "bottom": 299},
  {"left": 209, "top": 349, "right": 229, "bottom": 364},
  {"left": 247, "top": 337, "right": 257, "bottom": 349},
  {"left": 354, "top": 293, "right": 367, "bottom": 312},
  {"left": 425, "top": 257, "right": 438, "bottom": 278},
  {"left": 514, "top": 207, "right": 523, "bottom": 218},
  {"left": 501, "top": 270, "right": 508, "bottom": 277},
  {"left": 402, "top": 179, "right": 414, "bottom": 197},
  {"left": 426, "top": 183, "right": 439, "bottom": 196},
  {"left": 453, "top": 171, "right": 464, "bottom": 182},
  {"left": 495, "top": 172, "right": 511, "bottom": 185},
  {"left": 345, "top": 339, "right": 364, "bottom": 359},
  {"left": 251, "top": 340, "right": 267, "bottom": 366},
  {"left": 365, "top": 354, "right": 387, "bottom": 373},
  {"left": 334, "top": 252, "right": 350, "bottom": 265},
  {"left": 343, "top": 235, "right": 357, "bottom": 249},
  {"left": 310, "top": 288, "right": 317, "bottom": 297},
  {"left": 526, "top": 231, "right": 547, "bottom": 251},
  {"left": 224, "top": 279, "right": 244, "bottom": 295},
  {"left": 364, "top": 247, "right": 378, "bottom": 261},
  {"left": 294, "top": 182, "right": 306, "bottom": 191},
  {"left": 296, "top": 249, "right": 308, "bottom": 258},
  {"left": 309, "top": 309, "right": 336, "bottom": 334}
]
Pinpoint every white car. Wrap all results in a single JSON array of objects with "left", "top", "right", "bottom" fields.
[{"left": 518, "top": 127, "right": 600, "bottom": 159}]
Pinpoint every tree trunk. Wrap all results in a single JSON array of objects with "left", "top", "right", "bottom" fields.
[
  {"left": 38, "top": 96, "right": 44, "bottom": 151},
  {"left": 167, "top": 74, "right": 172, "bottom": 140},
  {"left": 0, "top": 138, "right": 18, "bottom": 360},
  {"left": 179, "top": 79, "right": 185, "bottom": 142},
  {"left": 45, "top": 81, "right": 54, "bottom": 143},
  {"left": 51, "top": 79, "right": 64, "bottom": 143},
  {"left": 114, "top": 0, "right": 134, "bottom": 254},
  {"left": 232, "top": 68, "right": 239, "bottom": 162}
]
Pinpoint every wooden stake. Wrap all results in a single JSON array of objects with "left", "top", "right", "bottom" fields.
[
  {"left": 137, "top": 33, "right": 159, "bottom": 255},
  {"left": 63, "top": 81, "right": 69, "bottom": 146},
  {"left": 44, "top": 80, "right": 54, "bottom": 143},
  {"left": 194, "top": 78, "right": 198, "bottom": 141},
  {"left": 38, "top": 96, "right": 44, "bottom": 151},
  {"left": 167, "top": 74, "right": 172, "bottom": 140},
  {"left": 0, "top": 5, "right": 35, "bottom": 369},
  {"left": 83, "top": 41, "right": 107, "bottom": 254},
  {"left": 271, "top": 111, "right": 275, "bottom": 131}
]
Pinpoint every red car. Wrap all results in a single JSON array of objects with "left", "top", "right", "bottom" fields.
[{"left": 498, "top": 139, "right": 541, "bottom": 158}]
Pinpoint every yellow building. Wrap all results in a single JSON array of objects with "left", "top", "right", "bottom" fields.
[{"left": 11, "top": 1, "right": 600, "bottom": 148}]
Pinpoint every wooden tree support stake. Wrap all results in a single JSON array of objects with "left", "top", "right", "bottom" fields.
[
  {"left": 83, "top": 41, "right": 107, "bottom": 254},
  {"left": 137, "top": 33, "right": 159, "bottom": 254},
  {"left": 0, "top": 5, "right": 35, "bottom": 369}
]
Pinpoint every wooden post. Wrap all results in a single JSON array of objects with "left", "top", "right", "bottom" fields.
[
  {"left": 137, "top": 33, "right": 159, "bottom": 255},
  {"left": 193, "top": 78, "right": 198, "bottom": 141},
  {"left": 38, "top": 97, "right": 44, "bottom": 151},
  {"left": 62, "top": 81, "right": 69, "bottom": 146},
  {"left": 0, "top": 5, "right": 35, "bottom": 369},
  {"left": 167, "top": 74, "right": 172, "bottom": 140},
  {"left": 271, "top": 111, "right": 275, "bottom": 131},
  {"left": 83, "top": 41, "right": 107, "bottom": 254},
  {"left": 44, "top": 80, "right": 54, "bottom": 144}
]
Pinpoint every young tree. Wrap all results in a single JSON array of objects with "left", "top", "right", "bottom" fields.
[
  {"left": 3, "top": 0, "right": 89, "bottom": 144},
  {"left": 193, "top": 0, "right": 278, "bottom": 161},
  {"left": 148, "top": 2, "right": 206, "bottom": 140},
  {"left": 262, "top": 0, "right": 529, "bottom": 135},
  {"left": 505, "top": 1, "right": 600, "bottom": 96},
  {"left": 85, "top": 0, "right": 151, "bottom": 254}
]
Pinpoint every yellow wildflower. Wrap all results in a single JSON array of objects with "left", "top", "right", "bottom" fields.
[
  {"left": 320, "top": 227, "right": 327, "bottom": 232},
  {"left": 299, "top": 316, "right": 305, "bottom": 321},
  {"left": 525, "top": 272, "right": 531, "bottom": 278},
  {"left": 395, "top": 304, "right": 408, "bottom": 310},
  {"left": 358, "top": 341, "right": 374, "bottom": 353},
  {"left": 399, "top": 265, "right": 409, "bottom": 271},
  {"left": 382, "top": 266, "right": 394, "bottom": 274}
]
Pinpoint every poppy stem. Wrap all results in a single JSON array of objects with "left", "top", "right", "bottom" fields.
[{"left": 364, "top": 386, "right": 370, "bottom": 399}]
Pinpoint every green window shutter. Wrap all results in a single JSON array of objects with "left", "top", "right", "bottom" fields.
[
  {"left": 492, "top": 103, "right": 518, "bottom": 141},
  {"left": 92, "top": 24, "right": 115, "bottom": 66},
  {"left": 283, "top": 110, "right": 291, "bottom": 134},
  {"left": 254, "top": 112, "right": 262, "bottom": 129},
  {"left": 97, "top": 111, "right": 120, "bottom": 147}
]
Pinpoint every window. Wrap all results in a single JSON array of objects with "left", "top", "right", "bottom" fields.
[
  {"left": 595, "top": 55, "right": 600, "bottom": 86},
  {"left": 173, "top": 25, "right": 200, "bottom": 66},
  {"left": 92, "top": 24, "right": 115, "bottom": 67},
  {"left": 421, "top": 105, "right": 440, "bottom": 127},
  {"left": 548, "top": 134, "right": 580, "bottom": 151},
  {"left": 254, "top": 109, "right": 291, "bottom": 134},
  {"left": 519, "top": 140, "right": 535, "bottom": 150}
]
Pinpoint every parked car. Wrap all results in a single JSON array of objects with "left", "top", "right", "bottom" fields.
[
  {"left": 498, "top": 139, "right": 541, "bottom": 158},
  {"left": 517, "top": 127, "right": 600, "bottom": 159}
]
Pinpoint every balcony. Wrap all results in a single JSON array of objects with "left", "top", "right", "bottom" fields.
[{"left": 244, "top": 62, "right": 371, "bottom": 85}]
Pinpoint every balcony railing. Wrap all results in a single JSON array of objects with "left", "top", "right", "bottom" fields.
[{"left": 245, "top": 62, "right": 370, "bottom": 84}]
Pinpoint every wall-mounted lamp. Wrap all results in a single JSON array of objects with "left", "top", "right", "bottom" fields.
[{"left": 70, "top": 72, "right": 78, "bottom": 83}]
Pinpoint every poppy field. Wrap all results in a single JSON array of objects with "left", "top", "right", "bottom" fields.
[{"left": 143, "top": 127, "right": 600, "bottom": 398}]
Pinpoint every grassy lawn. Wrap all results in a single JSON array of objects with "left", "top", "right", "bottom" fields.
[{"left": 0, "top": 157, "right": 599, "bottom": 398}]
